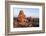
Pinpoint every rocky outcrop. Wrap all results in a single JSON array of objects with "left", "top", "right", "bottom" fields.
[{"left": 13, "top": 10, "right": 33, "bottom": 27}]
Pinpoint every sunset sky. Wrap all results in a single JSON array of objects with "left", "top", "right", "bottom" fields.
[{"left": 13, "top": 7, "right": 39, "bottom": 18}]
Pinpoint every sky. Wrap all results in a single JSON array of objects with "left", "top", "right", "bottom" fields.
[{"left": 13, "top": 7, "right": 39, "bottom": 18}]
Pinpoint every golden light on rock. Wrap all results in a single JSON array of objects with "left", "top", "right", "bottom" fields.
[{"left": 18, "top": 10, "right": 25, "bottom": 26}]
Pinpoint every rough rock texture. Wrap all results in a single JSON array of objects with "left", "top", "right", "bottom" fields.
[{"left": 13, "top": 10, "right": 34, "bottom": 27}]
